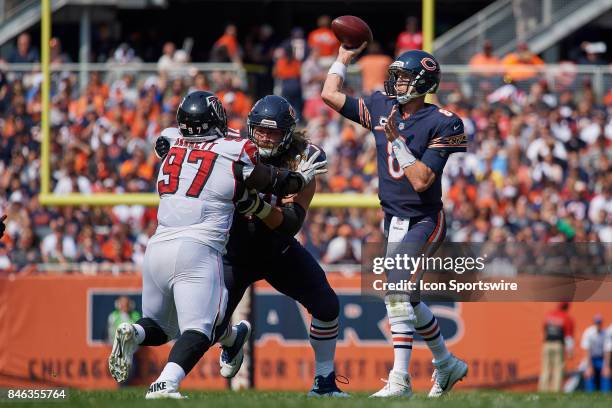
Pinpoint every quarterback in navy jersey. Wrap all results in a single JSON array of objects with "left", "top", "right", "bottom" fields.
[{"left": 322, "top": 45, "right": 468, "bottom": 397}]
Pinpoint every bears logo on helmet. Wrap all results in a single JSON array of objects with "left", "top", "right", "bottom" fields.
[{"left": 384, "top": 50, "right": 441, "bottom": 104}]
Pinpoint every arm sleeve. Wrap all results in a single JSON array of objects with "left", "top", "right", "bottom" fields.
[
  {"left": 244, "top": 164, "right": 304, "bottom": 197},
  {"left": 275, "top": 202, "right": 307, "bottom": 237},
  {"left": 339, "top": 94, "right": 374, "bottom": 130},
  {"left": 421, "top": 115, "right": 467, "bottom": 174}
]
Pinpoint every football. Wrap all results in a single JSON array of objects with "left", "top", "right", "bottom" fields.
[{"left": 331, "top": 15, "right": 373, "bottom": 49}]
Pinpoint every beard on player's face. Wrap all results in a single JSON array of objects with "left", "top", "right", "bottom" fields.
[{"left": 254, "top": 126, "right": 284, "bottom": 150}]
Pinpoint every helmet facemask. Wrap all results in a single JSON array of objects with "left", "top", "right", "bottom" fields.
[
  {"left": 384, "top": 68, "right": 439, "bottom": 105},
  {"left": 247, "top": 120, "right": 295, "bottom": 158}
]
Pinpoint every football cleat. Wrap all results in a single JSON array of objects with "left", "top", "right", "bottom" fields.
[
  {"left": 220, "top": 320, "right": 251, "bottom": 378},
  {"left": 370, "top": 371, "right": 413, "bottom": 397},
  {"left": 428, "top": 354, "right": 468, "bottom": 397},
  {"left": 108, "top": 322, "right": 138, "bottom": 383},
  {"left": 307, "top": 372, "right": 349, "bottom": 397},
  {"left": 145, "top": 380, "right": 185, "bottom": 399}
]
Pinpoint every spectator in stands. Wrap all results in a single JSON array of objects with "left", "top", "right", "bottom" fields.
[
  {"left": 49, "top": 37, "right": 71, "bottom": 64},
  {"left": 157, "top": 41, "right": 176, "bottom": 72},
  {"left": 280, "top": 27, "right": 307, "bottom": 62},
  {"left": 539, "top": 302, "right": 574, "bottom": 392},
  {"left": 322, "top": 223, "right": 361, "bottom": 264},
  {"left": 395, "top": 17, "right": 422, "bottom": 56},
  {"left": 576, "top": 42, "right": 607, "bottom": 65},
  {"left": 307, "top": 15, "right": 339, "bottom": 64},
  {"left": 8, "top": 33, "right": 39, "bottom": 63},
  {"left": 502, "top": 42, "right": 545, "bottom": 83},
  {"left": 109, "top": 43, "right": 141, "bottom": 64},
  {"left": 358, "top": 42, "right": 393, "bottom": 94},
  {"left": 273, "top": 45, "right": 303, "bottom": 118},
  {"left": 300, "top": 47, "right": 330, "bottom": 120},
  {"left": 469, "top": 40, "right": 501, "bottom": 75},
  {"left": 581, "top": 314, "right": 606, "bottom": 392},
  {"left": 212, "top": 24, "right": 241, "bottom": 63},
  {"left": 92, "top": 24, "right": 116, "bottom": 62},
  {"left": 40, "top": 220, "right": 77, "bottom": 265}
]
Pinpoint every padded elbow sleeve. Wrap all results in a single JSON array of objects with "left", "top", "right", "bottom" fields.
[{"left": 276, "top": 203, "right": 306, "bottom": 236}]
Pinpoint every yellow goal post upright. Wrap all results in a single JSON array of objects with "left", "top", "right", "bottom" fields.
[{"left": 38, "top": 0, "right": 435, "bottom": 209}]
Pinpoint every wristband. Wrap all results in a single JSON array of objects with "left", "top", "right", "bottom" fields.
[
  {"left": 255, "top": 200, "right": 272, "bottom": 219},
  {"left": 391, "top": 137, "right": 416, "bottom": 168},
  {"left": 328, "top": 61, "right": 347, "bottom": 80}
]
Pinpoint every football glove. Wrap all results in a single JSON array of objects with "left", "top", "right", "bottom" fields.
[
  {"left": 295, "top": 150, "right": 327, "bottom": 186},
  {"left": 154, "top": 136, "right": 171, "bottom": 159},
  {"left": 236, "top": 189, "right": 272, "bottom": 219}
]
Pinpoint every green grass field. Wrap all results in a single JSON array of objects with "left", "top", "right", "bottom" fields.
[{"left": 2, "top": 389, "right": 611, "bottom": 408}]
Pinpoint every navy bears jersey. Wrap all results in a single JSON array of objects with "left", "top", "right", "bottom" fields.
[
  {"left": 225, "top": 143, "right": 325, "bottom": 262},
  {"left": 340, "top": 92, "right": 467, "bottom": 217}
]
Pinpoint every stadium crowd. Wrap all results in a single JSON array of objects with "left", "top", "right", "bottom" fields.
[{"left": 0, "top": 16, "right": 611, "bottom": 273}]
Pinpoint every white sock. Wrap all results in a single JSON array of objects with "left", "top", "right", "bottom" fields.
[
  {"left": 390, "top": 319, "right": 413, "bottom": 376},
  {"left": 133, "top": 324, "right": 146, "bottom": 344},
  {"left": 413, "top": 302, "right": 450, "bottom": 363},
  {"left": 156, "top": 362, "right": 186, "bottom": 386},
  {"left": 309, "top": 317, "right": 338, "bottom": 377},
  {"left": 218, "top": 325, "right": 238, "bottom": 347}
]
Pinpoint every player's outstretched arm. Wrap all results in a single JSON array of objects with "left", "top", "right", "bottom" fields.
[
  {"left": 377, "top": 105, "right": 435, "bottom": 192},
  {"left": 321, "top": 42, "right": 367, "bottom": 112},
  {"left": 244, "top": 150, "right": 326, "bottom": 197}
]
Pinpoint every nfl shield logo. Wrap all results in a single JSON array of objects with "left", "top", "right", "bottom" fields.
[{"left": 398, "top": 122, "right": 405, "bottom": 130}]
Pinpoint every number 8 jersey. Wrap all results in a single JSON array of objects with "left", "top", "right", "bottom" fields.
[{"left": 150, "top": 127, "right": 258, "bottom": 253}]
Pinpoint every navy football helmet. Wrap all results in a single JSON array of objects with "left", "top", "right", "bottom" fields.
[
  {"left": 247, "top": 95, "right": 297, "bottom": 158},
  {"left": 384, "top": 50, "right": 441, "bottom": 104},
  {"left": 176, "top": 90, "right": 227, "bottom": 140}
]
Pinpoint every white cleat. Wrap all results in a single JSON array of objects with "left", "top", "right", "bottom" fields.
[
  {"left": 145, "top": 380, "right": 185, "bottom": 399},
  {"left": 428, "top": 354, "right": 468, "bottom": 397},
  {"left": 108, "top": 322, "right": 138, "bottom": 383},
  {"left": 219, "top": 320, "right": 251, "bottom": 378},
  {"left": 370, "top": 371, "right": 413, "bottom": 397}
]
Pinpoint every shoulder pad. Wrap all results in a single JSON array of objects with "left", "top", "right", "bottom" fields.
[
  {"left": 226, "top": 127, "right": 241, "bottom": 138},
  {"left": 305, "top": 144, "right": 326, "bottom": 163},
  {"left": 161, "top": 127, "right": 182, "bottom": 140}
]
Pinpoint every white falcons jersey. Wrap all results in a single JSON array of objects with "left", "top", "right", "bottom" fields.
[{"left": 150, "top": 127, "right": 257, "bottom": 253}]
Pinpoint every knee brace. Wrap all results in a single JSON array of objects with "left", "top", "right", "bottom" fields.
[
  {"left": 384, "top": 293, "right": 416, "bottom": 325},
  {"left": 168, "top": 330, "right": 211, "bottom": 375}
]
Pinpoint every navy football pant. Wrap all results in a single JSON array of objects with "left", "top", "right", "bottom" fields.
[
  {"left": 214, "top": 240, "right": 339, "bottom": 342},
  {"left": 384, "top": 210, "right": 446, "bottom": 302}
]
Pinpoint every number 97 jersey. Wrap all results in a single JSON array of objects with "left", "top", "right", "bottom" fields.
[{"left": 149, "top": 127, "right": 258, "bottom": 253}]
